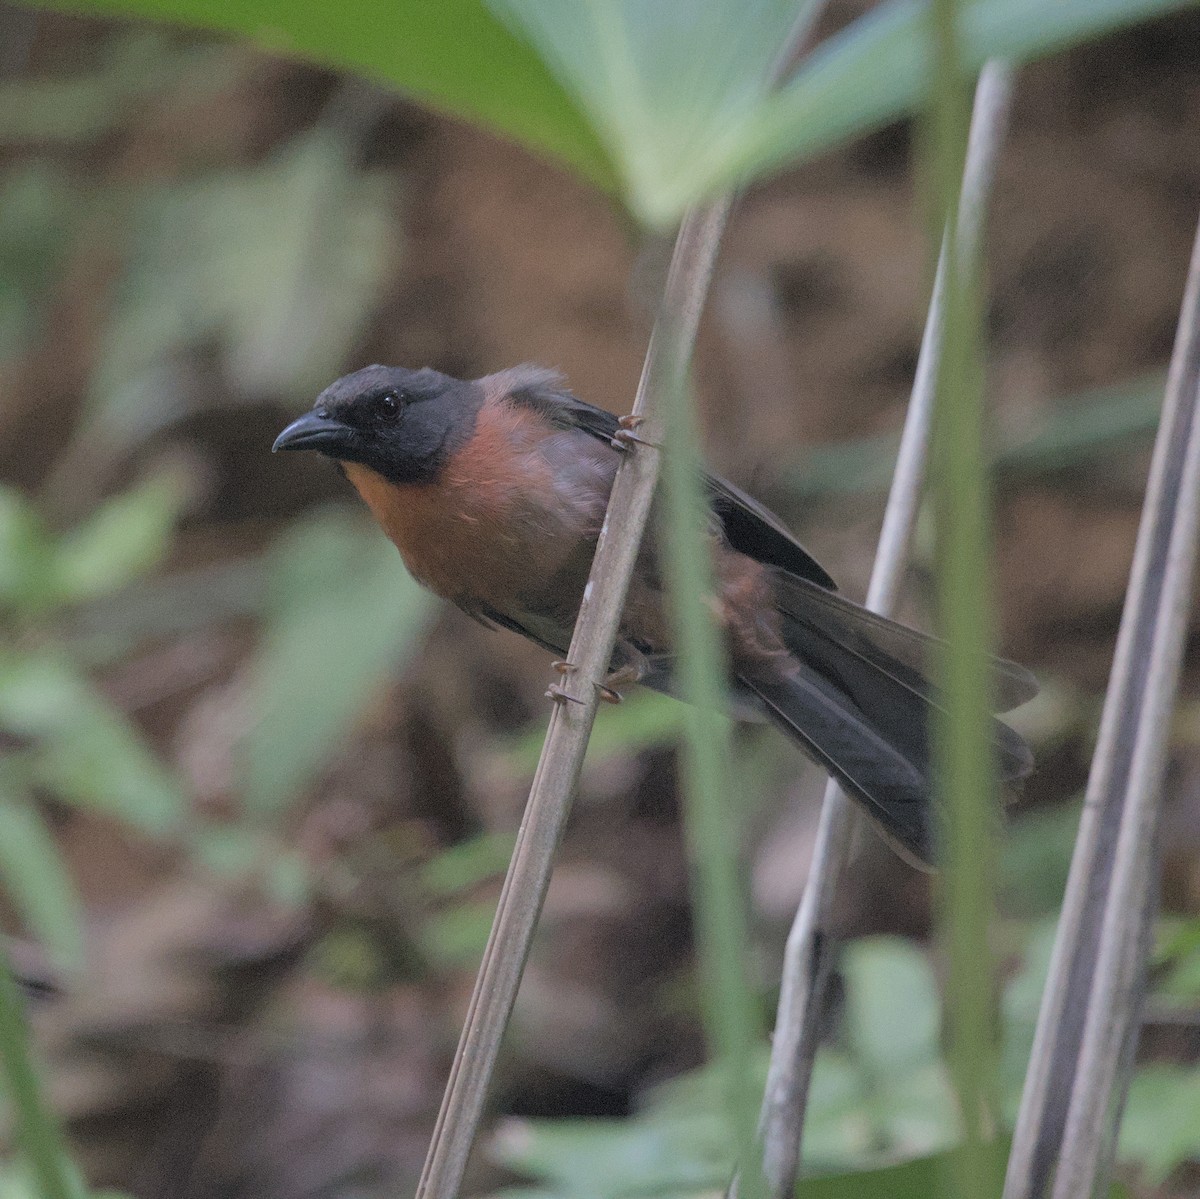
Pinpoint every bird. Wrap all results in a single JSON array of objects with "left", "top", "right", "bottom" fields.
[{"left": 273, "top": 363, "right": 1036, "bottom": 867}]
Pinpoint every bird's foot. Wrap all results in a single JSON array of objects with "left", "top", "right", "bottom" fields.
[
  {"left": 596, "top": 662, "right": 644, "bottom": 704},
  {"left": 546, "top": 683, "right": 584, "bottom": 706},
  {"left": 550, "top": 659, "right": 576, "bottom": 675},
  {"left": 611, "top": 414, "right": 654, "bottom": 452}
]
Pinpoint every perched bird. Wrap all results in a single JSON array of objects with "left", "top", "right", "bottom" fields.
[{"left": 274, "top": 364, "right": 1035, "bottom": 866}]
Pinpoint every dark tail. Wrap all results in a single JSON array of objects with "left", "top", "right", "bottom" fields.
[{"left": 739, "top": 576, "right": 1037, "bottom": 868}]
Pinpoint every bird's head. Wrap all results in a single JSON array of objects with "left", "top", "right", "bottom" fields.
[{"left": 272, "top": 365, "right": 481, "bottom": 485}]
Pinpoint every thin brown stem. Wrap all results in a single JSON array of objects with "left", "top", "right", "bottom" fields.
[{"left": 413, "top": 200, "right": 729, "bottom": 1199}]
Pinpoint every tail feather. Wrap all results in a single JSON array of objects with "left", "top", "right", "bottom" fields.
[
  {"left": 774, "top": 574, "right": 1039, "bottom": 716},
  {"left": 741, "top": 667, "right": 935, "bottom": 867},
  {"left": 743, "top": 580, "right": 1038, "bottom": 867},
  {"left": 778, "top": 610, "right": 1033, "bottom": 784}
]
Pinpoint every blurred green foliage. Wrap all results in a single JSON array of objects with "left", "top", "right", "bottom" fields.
[
  {"left": 783, "top": 373, "right": 1169, "bottom": 501},
  {"left": 239, "top": 506, "right": 434, "bottom": 816},
  {"left": 0, "top": 475, "right": 190, "bottom": 973},
  {"left": 490, "top": 924, "right": 1196, "bottom": 1196},
  {"left": 0, "top": 0, "right": 1194, "bottom": 1194},
  {"left": 488, "top": 938, "right": 984, "bottom": 1195},
  {"left": 86, "top": 126, "right": 395, "bottom": 436},
  {"left": 29, "top": 0, "right": 1195, "bottom": 225}
]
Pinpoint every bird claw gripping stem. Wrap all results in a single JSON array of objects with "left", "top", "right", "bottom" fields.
[
  {"left": 610, "top": 413, "right": 656, "bottom": 452},
  {"left": 547, "top": 660, "right": 584, "bottom": 705}
]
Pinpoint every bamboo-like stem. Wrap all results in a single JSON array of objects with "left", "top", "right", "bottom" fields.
[
  {"left": 1005, "top": 212, "right": 1200, "bottom": 1199},
  {"left": 756, "top": 61, "right": 1015, "bottom": 1199},
  {"left": 414, "top": 10, "right": 836, "bottom": 1191},
  {"left": 413, "top": 201, "right": 729, "bottom": 1199}
]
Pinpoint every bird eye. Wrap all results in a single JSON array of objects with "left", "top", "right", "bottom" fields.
[{"left": 377, "top": 390, "right": 403, "bottom": 420}]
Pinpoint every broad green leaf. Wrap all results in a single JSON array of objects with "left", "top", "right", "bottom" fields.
[
  {"left": 0, "top": 763, "right": 84, "bottom": 973},
  {"left": 0, "top": 654, "right": 186, "bottom": 834},
  {"left": 842, "top": 937, "right": 940, "bottom": 1076},
  {"left": 422, "top": 899, "right": 502, "bottom": 970},
  {"left": 709, "top": 0, "right": 1196, "bottom": 217},
  {"left": 28, "top": 0, "right": 1190, "bottom": 226},
  {"left": 30, "top": 0, "right": 614, "bottom": 192},
  {"left": 240, "top": 506, "right": 435, "bottom": 814},
  {"left": 54, "top": 472, "right": 187, "bottom": 604},
  {"left": 490, "top": 0, "right": 805, "bottom": 226},
  {"left": 999, "top": 802, "right": 1081, "bottom": 918},
  {"left": 815, "top": 940, "right": 958, "bottom": 1161},
  {"left": 1154, "top": 917, "right": 1200, "bottom": 1002},
  {"left": 491, "top": 1110, "right": 733, "bottom": 1197}
]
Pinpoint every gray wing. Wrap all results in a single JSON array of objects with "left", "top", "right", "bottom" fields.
[{"left": 494, "top": 365, "right": 836, "bottom": 589}]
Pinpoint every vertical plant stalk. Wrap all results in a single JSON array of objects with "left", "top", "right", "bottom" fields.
[
  {"left": 415, "top": 11, "right": 834, "bottom": 1193},
  {"left": 928, "top": 0, "right": 1002, "bottom": 1193},
  {"left": 1005, "top": 215, "right": 1200, "bottom": 1199},
  {"left": 756, "top": 61, "right": 1014, "bottom": 1199},
  {"left": 414, "top": 201, "right": 730, "bottom": 1199},
  {"left": 660, "top": 370, "right": 768, "bottom": 1199},
  {"left": 0, "top": 948, "right": 75, "bottom": 1199}
]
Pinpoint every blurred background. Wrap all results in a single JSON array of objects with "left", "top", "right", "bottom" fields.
[{"left": 1, "top": 2, "right": 1200, "bottom": 1196}]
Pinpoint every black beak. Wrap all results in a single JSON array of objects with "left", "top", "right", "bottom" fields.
[{"left": 272, "top": 410, "right": 352, "bottom": 454}]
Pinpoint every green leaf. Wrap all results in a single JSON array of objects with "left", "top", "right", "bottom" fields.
[
  {"left": 30, "top": 0, "right": 614, "bottom": 193},
  {"left": 0, "top": 654, "right": 187, "bottom": 835},
  {"left": 0, "top": 764, "right": 85, "bottom": 974},
  {"left": 239, "top": 507, "right": 435, "bottom": 814},
  {"left": 1119, "top": 1064, "right": 1200, "bottom": 1183},
  {"left": 0, "top": 954, "right": 84, "bottom": 1199},
  {"left": 420, "top": 832, "right": 515, "bottom": 898},
  {"left": 842, "top": 938, "right": 941, "bottom": 1077},
  {"left": 793, "top": 1140, "right": 1008, "bottom": 1199},
  {"left": 29, "top": 0, "right": 1188, "bottom": 227},
  {"left": 999, "top": 802, "right": 1081, "bottom": 918},
  {"left": 491, "top": 1110, "right": 732, "bottom": 1197},
  {"left": 1154, "top": 917, "right": 1200, "bottom": 1002},
  {"left": 712, "top": 0, "right": 1196, "bottom": 215},
  {"left": 54, "top": 472, "right": 187, "bottom": 604},
  {"left": 422, "top": 899, "right": 501, "bottom": 970},
  {"left": 491, "top": 0, "right": 803, "bottom": 226},
  {"left": 0, "top": 489, "right": 57, "bottom": 616}
]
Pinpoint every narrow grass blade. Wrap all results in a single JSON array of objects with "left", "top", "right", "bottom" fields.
[
  {"left": 757, "top": 61, "right": 1015, "bottom": 1198},
  {"left": 415, "top": 14, "right": 825, "bottom": 1193},
  {"left": 0, "top": 946, "right": 78, "bottom": 1199}
]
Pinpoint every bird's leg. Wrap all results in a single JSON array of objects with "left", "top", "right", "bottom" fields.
[
  {"left": 595, "top": 656, "right": 646, "bottom": 705},
  {"left": 549, "top": 651, "right": 647, "bottom": 705},
  {"left": 610, "top": 414, "right": 658, "bottom": 452}
]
